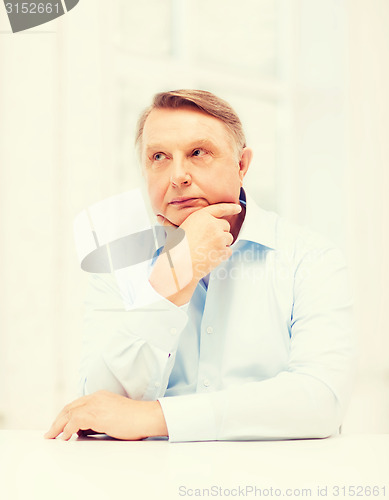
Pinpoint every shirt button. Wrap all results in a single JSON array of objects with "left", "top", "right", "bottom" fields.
[
  {"left": 203, "top": 378, "right": 210, "bottom": 387},
  {"left": 206, "top": 326, "right": 213, "bottom": 334},
  {"left": 154, "top": 381, "right": 161, "bottom": 388},
  {"left": 170, "top": 328, "right": 177, "bottom": 335}
]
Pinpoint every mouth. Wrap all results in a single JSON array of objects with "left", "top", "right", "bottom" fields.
[{"left": 169, "top": 197, "right": 201, "bottom": 207}]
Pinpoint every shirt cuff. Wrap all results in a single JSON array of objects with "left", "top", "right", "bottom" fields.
[{"left": 158, "top": 391, "right": 226, "bottom": 442}]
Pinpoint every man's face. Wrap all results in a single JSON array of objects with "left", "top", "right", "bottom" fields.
[{"left": 141, "top": 106, "right": 250, "bottom": 227}]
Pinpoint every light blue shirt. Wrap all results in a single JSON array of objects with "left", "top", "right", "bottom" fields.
[{"left": 80, "top": 189, "right": 355, "bottom": 442}]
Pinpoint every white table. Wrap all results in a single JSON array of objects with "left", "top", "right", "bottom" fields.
[{"left": 0, "top": 431, "right": 388, "bottom": 500}]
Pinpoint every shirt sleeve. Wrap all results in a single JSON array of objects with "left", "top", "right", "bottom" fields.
[
  {"left": 78, "top": 271, "right": 188, "bottom": 401},
  {"left": 158, "top": 244, "right": 357, "bottom": 442}
]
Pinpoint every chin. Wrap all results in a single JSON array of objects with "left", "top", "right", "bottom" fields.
[{"left": 170, "top": 206, "right": 204, "bottom": 226}]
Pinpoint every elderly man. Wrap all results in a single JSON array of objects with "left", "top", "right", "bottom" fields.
[{"left": 45, "top": 90, "right": 355, "bottom": 442}]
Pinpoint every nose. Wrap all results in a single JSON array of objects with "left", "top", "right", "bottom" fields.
[{"left": 170, "top": 157, "right": 191, "bottom": 187}]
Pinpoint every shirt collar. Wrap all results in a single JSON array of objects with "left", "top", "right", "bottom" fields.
[{"left": 233, "top": 188, "right": 277, "bottom": 250}]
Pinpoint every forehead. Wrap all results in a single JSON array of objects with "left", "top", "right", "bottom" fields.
[{"left": 142, "top": 107, "right": 234, "bottom": 150}]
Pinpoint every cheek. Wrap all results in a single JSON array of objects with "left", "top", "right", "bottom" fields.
[
  {"left": 148, "top": 189, "right": 164, "bottom": 214},
  {"left": 146, "top": 175, "right": 166, "bottom": 213},
  {"left": 222, "top": 169, "right": 243, "bottom": 198},
  {"left": 200, "top": 161, "right": 241, "bottom": 199},
  {"left": 204, "top": 179, "right": 240, "bottom": 204}
]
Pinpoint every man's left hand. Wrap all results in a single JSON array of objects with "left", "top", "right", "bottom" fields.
[{"left": 44, "top": 390, "right": 168, "bottom": 441}]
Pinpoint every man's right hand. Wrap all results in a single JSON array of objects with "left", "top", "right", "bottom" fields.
[
  {"left": 149, "top": 203, "right": 241, "bottom": 306},
  {"left": 179, "top": 203, "right": 241, "bottom": 281}
]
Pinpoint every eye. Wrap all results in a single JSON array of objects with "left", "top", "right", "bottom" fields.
[
  {"left": 153, "top": 152, "right": 167, "bottom": 161},
  {"left": 192, "top": 148, "right": 207, "bottom": 157}
]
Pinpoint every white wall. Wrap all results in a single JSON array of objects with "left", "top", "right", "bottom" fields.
[
  {"left": 342, "top": 0, "right": 389, "bottom": 432},
  {"left": 0, "top": 11, "right": 62, "bottom": 427},
  {"left": 0, "top": 1, "right": 109, "bottom": 428},
  {"left": 0, "top": 0, "right": 387, "bottom": 432}
]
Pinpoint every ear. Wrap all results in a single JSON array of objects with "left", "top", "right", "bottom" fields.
[{"left": 238, "top": 148, "right": 253, "bottom": 185}]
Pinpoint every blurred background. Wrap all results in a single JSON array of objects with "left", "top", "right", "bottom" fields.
[{"left": 0, "top": 0, "right": 388, "bottom": 432}]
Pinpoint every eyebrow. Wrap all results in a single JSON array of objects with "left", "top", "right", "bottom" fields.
[{"left": 145, "top": 138, "right": 218, "bottom": 154}]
